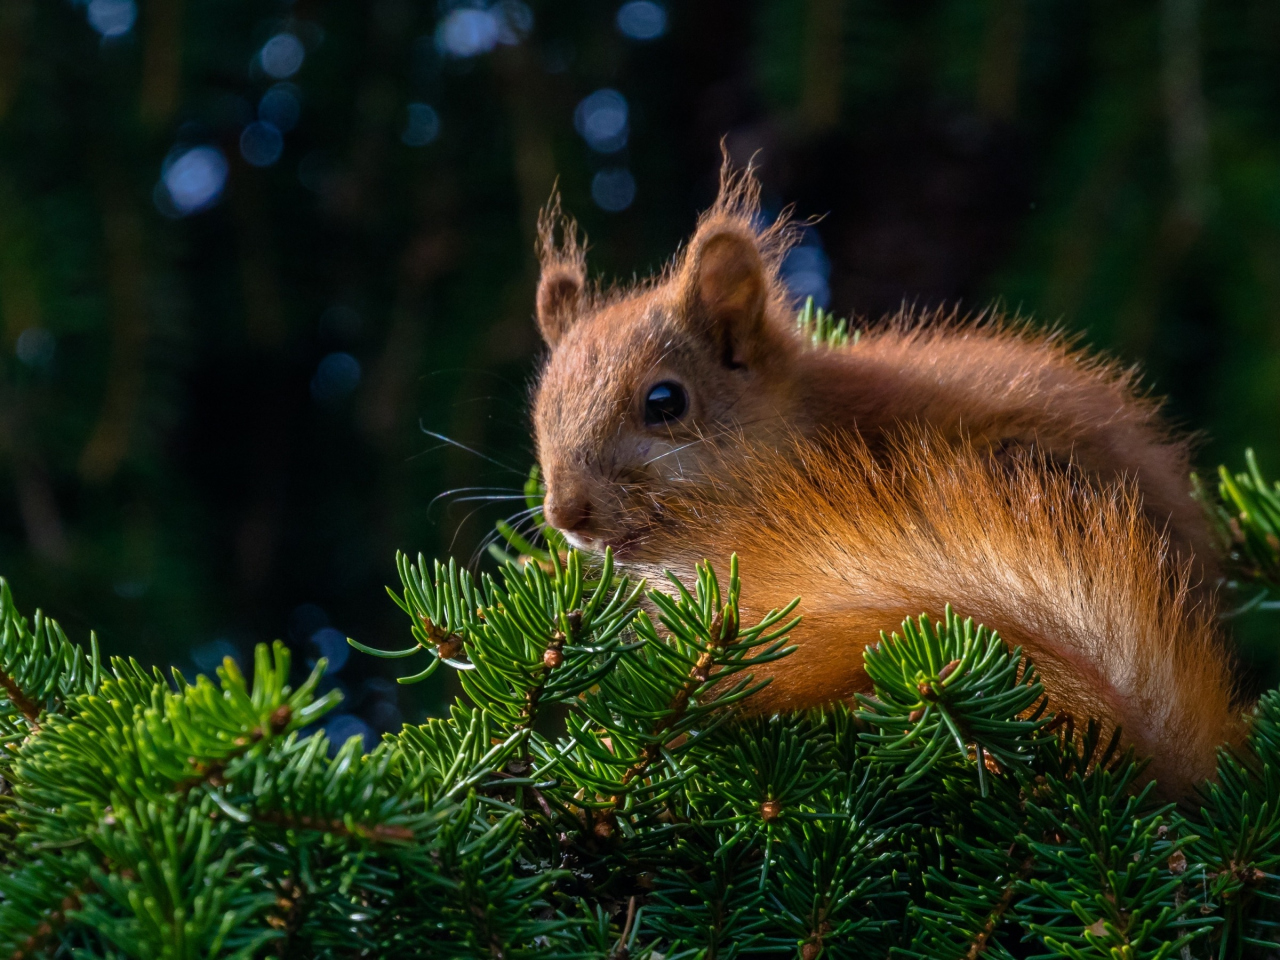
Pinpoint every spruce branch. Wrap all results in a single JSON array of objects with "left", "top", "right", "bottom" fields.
[
  {"left": 467, "top": 548, "right": 643, "bottom": 736},
  {"left": 857, "top": 607, "right": 1047, "bottom": 795},
  {"left": 0, "top": 865, "right": 97, "bottom": 960},
  {"left": 962, "top": 859, "right": 1034, "bottom": 960},
  {"left": 1019, "top": 729, "right": 1212, "bottom": 959},
  {"left": 1216, "top": 449, "right": 1280, "bottom": 598},
  {"left": 358, "top": 553, "right": 484, "bottom": 684},
  {"left": 1188, "top": 688, "right": 1280, "bottom": 955},
  {"left": 758, "top": 756, "right": 903, "bottom": 959},
  {"left": 377, "top": 548, "right": 644, "bottom": 737},
  {"left": 14, "top": 642, "right": 338, "bottom": 810},
  {"left": 0, "top": 580, "right": 100, "bottom": 746},
  {"left": 544, "top": 555, "right": 799, "bottom": 840},
  {"left": 0, "top": 671, "right": 38, "bottom": 728},
  {"left": 645, "top": 829, "right": 771, "bottom": 955},
  {"left": 80, "top": 795, "right": 278, "bottom": 959}
]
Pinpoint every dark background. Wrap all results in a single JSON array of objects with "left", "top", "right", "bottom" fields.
[{"left": 1, "top": 0, "right": 1277, "bottom": 741}]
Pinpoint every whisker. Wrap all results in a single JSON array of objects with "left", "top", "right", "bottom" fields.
[
  {"left": 446, "top": 500, "right": 517, "bottom": 555},
  {"left": 469, "top": 506, "right": 546, "bottom": 568},
  {"left": 469, "top": 529, "right": 505, "bottom": 569},
  {"left": 643, "top": 437, "right": 711, "bottom": 467},
  {"left": 494, "top": 504, "right": 542, "bottom": 527},
  {"left": 419, "top": 426, "right": 528, "bottom": 475},
  {"left": 641, "top": 416, "right": 785, "bottom": 468},
  {"left": 428, "top": 486, "right": 524, "bottom": 511},
  {"left": 447, "top": 494, "right": 536, "bottom": 505}
]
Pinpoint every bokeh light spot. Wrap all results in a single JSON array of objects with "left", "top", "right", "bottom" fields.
[
  {"left": 494, "top": 1, "right": 534, "bottom": 43},
  {"left": 191, "top": 638, "right": 239, "bottom": 675},
  {"left": 259, "top": 83, "right": 301, "bottom": 132},
  {"left": 437, "top": 8, "right": 499, "bottom": 57},
  {"left": 16, "top": 328, "right": 55, "bottom": 368},
  {"left": 87, "top": 0, "right": 137, "bottom": 38},
  {"left": 160, "top": 145, "right": 229, "bottom": 215},
  {"left": 781, "top": 239, "right": 832, "bottom": 308},
  {"left": 289, "top": 603, "right": 329, "bottom": 642},
  {"left": 260, "top": 33, "right": 305, "bottom": 79},
  {"left": 402, "top": 102, "right": 441, "bottom": 146},
  {"left": 369, "top": 698, "right": 402, "bottom": 732},
  {"left": 311, "top": 352, "right": 362, "bottom": 402},
  {"left": 310, "top": 626, "right": 350, "bottom": 673},
  {"left": 591, "top": 167, "right": 636, "bottom": 212},
  {"left": 616, "top": 1, "right": 667, "bottom": 40},
  {"left": 574, "top": 89, "right": 629, "bottom": 153},
  {"left": 323, "top": 714, "right": 374, "bottom": 754},
  {"left": 240, "top": 121, "right": 284, "bottom": 167}
]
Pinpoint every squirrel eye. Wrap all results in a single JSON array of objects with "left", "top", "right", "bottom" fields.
[{"left": 644, "top": 381, "right": 689, "bottom": 426}]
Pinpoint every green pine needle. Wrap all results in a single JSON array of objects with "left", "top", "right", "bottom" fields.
[{"left": 0, "top": 450, "right": 1275, "bottom": 957}]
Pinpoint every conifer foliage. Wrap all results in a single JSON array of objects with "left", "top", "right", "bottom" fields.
[
  {"left": 0, "top": 463, "right": 1277, "bottom": 958},
  {"left": 1218, "top": 450, "right": 1280, "bottom": 597}
]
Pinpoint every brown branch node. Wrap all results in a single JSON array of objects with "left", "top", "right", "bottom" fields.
[
  {"left": 255, "top": 810, "right": 415, "bottom": 843},
  {"left": 0, "top": 667, "right": 41, "bottom": 725},
  {"left": 10, "top": 881, "right": 95, "bottom": 960}
]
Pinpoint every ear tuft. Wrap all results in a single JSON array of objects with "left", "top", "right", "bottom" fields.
[
  {"left": 675, "top": 151, "right": 797, "bottom": 365},
  {"left": 535, "top": 191, "right": 587, "bottom": 347}
]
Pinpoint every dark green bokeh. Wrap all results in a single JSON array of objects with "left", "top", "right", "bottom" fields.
[{"left": 0, "top": 0, "right": 1276, "bottom": 735}]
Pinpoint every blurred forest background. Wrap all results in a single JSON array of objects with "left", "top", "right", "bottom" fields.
[{"left": 1, "top": 0, "right": 1278, "bottom": 741}]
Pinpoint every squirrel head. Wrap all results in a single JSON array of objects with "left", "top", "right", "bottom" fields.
[{"left": 531, "top": 162, "right": 806, "bottom": 555}]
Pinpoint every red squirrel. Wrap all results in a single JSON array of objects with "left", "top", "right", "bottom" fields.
[{"left": 528, "top": 162, "right": 1238, "bottom": 793}]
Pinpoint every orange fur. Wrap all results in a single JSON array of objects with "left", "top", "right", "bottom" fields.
[
  {"left": 807, "top": 312, "right": 1216, "bottom": 572},
  {"left": 622, "top": 431, "right": 1240, "bottom": 797},
  {"left": 532, "top": 162, "right": 1217, "bottom": 580}
]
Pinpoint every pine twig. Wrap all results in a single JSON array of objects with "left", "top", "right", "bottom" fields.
[
  {"left": 175, "top": 704, "right": 293, "bottom": 793},
  {"left": 617, "top": 608, "right": 736, "bottom": 794},
  {"left": 611, "top": 896, "right": 637, "bottom": 959},
  {"left": 0, "top": 667, "right": 40, "bottom": 726},
  {"left": 965, "top": 858, "right": 1035, "bottom": 958},
  {"left": 253, "top": 810, "right": 415, "bottom": 843}
]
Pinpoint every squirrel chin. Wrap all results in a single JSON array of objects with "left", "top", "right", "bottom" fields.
[
  {"left": 557, "top": 529, "right": 597, "bottom": 552},
  {"left": 556, "top": 527, "right": 645, "bottom": 559}
]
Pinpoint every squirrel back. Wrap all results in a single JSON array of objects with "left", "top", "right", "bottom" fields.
[
  {"left": 530, "top": 161, "right": 1217, "bottom": 577},
  {"left": 621, "top": 430, "right": 1240, "bottom": 797},
  {"left": 808, "top": 315, "right": 1215, "bottom": 571}
]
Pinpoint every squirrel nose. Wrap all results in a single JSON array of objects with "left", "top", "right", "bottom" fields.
[{"left": 543, "top": 486, "right": 593, "bottom": 533}]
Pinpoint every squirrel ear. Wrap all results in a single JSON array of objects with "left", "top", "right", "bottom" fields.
[
  {"left": 535, "top": 191, "right": 587, "bottom": 348},
  {"left": 683, "top": 229, "right": 768, "bottom": 363},
  {"left": 536, "top": 267, "right": 584, "bottom": 347}
]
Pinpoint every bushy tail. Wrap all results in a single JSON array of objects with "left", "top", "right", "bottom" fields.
[{"left": 627, "top": 430, "right": 1240, "bottom": 795}]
